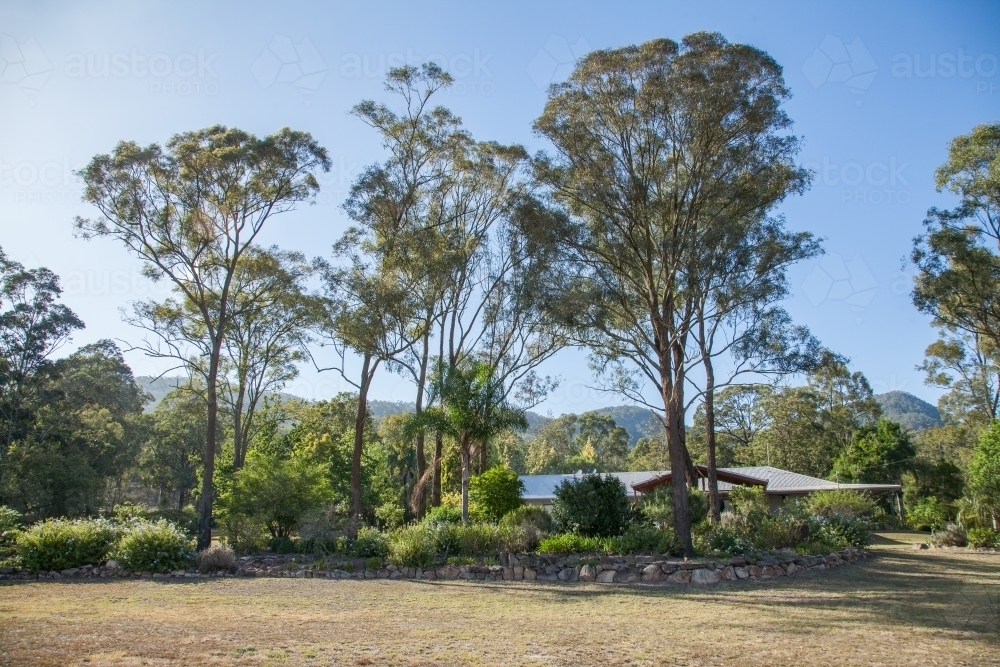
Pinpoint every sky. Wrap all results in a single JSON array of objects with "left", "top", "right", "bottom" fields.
[{"left": 1, "top": 0, "right": 998, "bottom": 417}]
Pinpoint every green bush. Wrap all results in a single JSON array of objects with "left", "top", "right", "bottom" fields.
[
  {"left": 501, "top": 505, "right": 553, "bottom": 533},
  {"left": 457, "top": 523, "right": 503, "bottom": 557},
  {"left": 811, "top": 514, "right": 871, "bottom": 549},
  {"left": 16, "top": 518, "right": 121, "bottom": 572},
  {"left": 270, "top": 535, "right": 296, "bottom": 554},
  {"left": 387, "top": 525, "right": 436, "bottom": 568},
  {"left": 112, "top": 520, "right": 195, "bottom": 573},
  {"left": 552, "top": 474, "right": 629, "bottom": 537},
  {"left": 908, "top": 496, "right": 952, "bottom": 531},
  {"left": 807, "top": 490, "right": 876, "bottom": 518},
  {"left": 468, "top": 466, "right": 525, "bottom": 522},
  {"left": 537, "top": 533, "right": 606, "bottom": 554},
  {"left": 707, "top": 525, "right": 755, "bottom": 555},
  {"left": 967, "top": 527, "right": 1000, "bottom": 549},
  {"left": 0, "top": 506, "right": 23, "bottom": 559},
  {"left": 422, "top": 505, "right": 463, "bottom": 525},
  {"left": 352, "top": 526, "right": 389, "bottom": 558},
  {"left": 730, "top": 486, "right": 770, "bottom": 521},
  {"left": 640, "top": 486, "right": 709, "bottom": 528},
  {"left": 611, "top": 524, "right": 678, "bottom": 555},
  {"left": 375, "top": 502, "right": 405, "bottom": 530}
]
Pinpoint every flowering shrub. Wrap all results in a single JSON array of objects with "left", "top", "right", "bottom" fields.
[{"left": 111, "top": 520, "right": 195, "bottom": 573}]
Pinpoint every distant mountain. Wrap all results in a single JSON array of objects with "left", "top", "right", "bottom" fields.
[
  {"left": 137, "top": 376, "right": 299, "bottom": 413},
  {"left": 875, "top": 391, "right": 941, "bottom": 431}
]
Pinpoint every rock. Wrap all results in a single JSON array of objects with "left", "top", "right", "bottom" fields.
[
  {"left": 785, "top": 563, "right": 800, "bottom": 575},
  {"left": 293, "top": 570, "right": 305, "bottom": 578},
  {"left": 513, "top": 566, "right": 524, "bottom": 579},
  {"left": 105, "top": 560, "right": 119, "bottom": 570},
  {"left": 660, "top": 562, "right": 678, "bottom": 574},
  {"left": 536, "top": 572, "right": 558, "bottom": 582},
  {"left": 748, "top": 565, "right": 762, "bottom": 578},
  {"left": 523, "top": 568, "right": 537, "bottom": 581},
  {"left": 615, "top": 568, "right": 640, "bottom": 584},
  {"left": 728, "top": 557, "right": 747, "bottom": 567},
  {"left": 720, "top": 566, "right": 737, "bottom": 581},
  {"left": 691, "top": 568, "right": 721, "bottom": 585},
  {"left": 557, "top": 568, "right": 573, "bottom": 581},
  {"left": 502, "top": 567, "right": 515, "bottom": 580},
  {"left": 579, "top": 564, "right": 597, "bottom": 582},
  {"left": 439, "top": 566, "right": 460, "bottom": 580},
  {"left": 667, "top": 569, "right": 691, "bottom": 584},
  {"left": 60, "top": 568, "right": 79, "bottom": 577},
  {"left": 171, "top": 570, "right": 185, "bottom": 576},
  {"left": 760, "top": 566, "right": 776, "bottom": 578},
  {"left": 596, "top": 569, "right": 616, "bottom": 583},
  {"left": 641, "top": 564, "right": 664, "bottom": 582}
]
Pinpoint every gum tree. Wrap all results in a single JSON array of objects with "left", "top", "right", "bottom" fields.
[{"left": 76, "top": 126, "right": 329, "bottom": 548}]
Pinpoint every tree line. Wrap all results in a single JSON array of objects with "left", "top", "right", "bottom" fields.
[{"left": 2, "top": 33, "right": 998, "bottom": 556}]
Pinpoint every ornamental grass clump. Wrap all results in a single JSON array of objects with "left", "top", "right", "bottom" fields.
[
  {"left": 111, "top": 519, "right": 195, "bottom": 573},
  {"left": 932, "top": 522, "right": 967, "bottom": 547},
  {"left": 16, "top": 518, "right": 121, "bottom": 572},
  {"left": 387, "top": 525, "right": 436, "bottom": 568},
  {"left": 196, "top": 544, "right": 237, "bottom": 573}
]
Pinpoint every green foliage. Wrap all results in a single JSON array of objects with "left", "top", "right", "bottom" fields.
[
  {"left": 111, "top": 520, "right": 195, "bottom": 573},
  {"left": 374, "top": 501, "right": 405, "bottom": 530},
  {"left": 908, "top": 496, "right": 953, "bottom": 531},
  {"left": 551, "top": 474, "right": 629, "bottom": 537},
  {"left": 806, "top": 490, "right": 876, "bottom": 518},
  {"left": 967, "top": 527, "right": 1000, "bottom": 548},
  {"left": 537, "top": 533, "right": 606, "bottom": 554},
  {"left": 729, "top": 486, "right": 769, "bottom": 521},
  {"left": 968, "top": 421, "right": 1000, "bottom": 523},
  {"left": 270, "top": 536, "right": 296, "bottom": 554},
  {"left": 422, "top": 505, "right": 463, "bottom": 525},
  {"left": 706, "top": 525, "right": 755, "bottom": 555},
  {"left": 0, "top": 505, "right": 23, "bottom": 558},
  {"left": 16, "top": 518, "right": 120, "bottom": 572},
  {"left": 612, "top": 524, "right": 678, "bottom": 555},
  {"left": 468, "top": 466, "right": 524, "bottom": 522},
  {"left": 500, "top": 505, "right": 554, "bottom": 533},
  {"left": 831, "top": 418, "right": 916, "bottom": 484},
  {"left": 352, "top": 526, "right": 389, "bottom": 558},
  {"left": 387, "top": 525, "right": 436, "bottom": 568},
  {"left": 219, "top": 450, "right": 333, "bottom": 539},
  {"left": 640, "top": 486, "right": 708, "bottom": 527},
  {"left": 810, "top": 514, "right": 872, "bottom": 549}
]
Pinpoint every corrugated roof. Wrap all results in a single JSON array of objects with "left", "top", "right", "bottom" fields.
[{"left": 519, "top": 465, "right": 900, "bottom": 500}]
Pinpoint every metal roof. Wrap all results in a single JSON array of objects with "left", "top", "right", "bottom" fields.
[{"left": 519, "top": 465, "right": 900, "bottom": 501}]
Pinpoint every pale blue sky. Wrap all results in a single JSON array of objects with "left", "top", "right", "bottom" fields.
[{"left": 1, "top": 0, "right": 998, "bottom": 415}]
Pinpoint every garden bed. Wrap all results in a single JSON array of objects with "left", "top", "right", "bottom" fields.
[{"left": 0, "top": 546, "right": 868, "bottom": 585}]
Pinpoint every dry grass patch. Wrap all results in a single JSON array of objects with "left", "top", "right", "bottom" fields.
[{"left": 1, "top": 532, "right": 997, "bottom": 666}]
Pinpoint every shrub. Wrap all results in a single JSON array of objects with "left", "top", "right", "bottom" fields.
[
  {"left": 352, "top": 526, "right": 389, "bottom": 558},
  {"left": 16, "top": 518, "right": 121, "bottom": 572},
  {"left": 810, "top": 514, "right": 871, "bottom": 549},
  {"left": 807, "top": 490, "right": 876, "bottom": 518},
  {"left": 270, "top": 536, "right": 296, "bottom": 554},
  {"left": 428, "top": 521, "right": 461, "bottom": 556},
  {"left": 611, "top": 524, "right": 678, "bottom": 555},
  {"left": 375, "top": 501, "right": 405, "bottom": 530},
  {"left": 537, "top": 533, "right": 606, "bottom": 554},
  {"left": 469, "top": 466, "right": 525, "bottom": 522},
  {"left": 221, "top": 515, "right": 270, "bottom": 555},
  {"left": 707, "top": 525, "right": 754, "bottom": 555},
  {"left": 387, "top": 525, "right": 436, "bottom": 568},
  {"left": 457, "top": 523, "right": 503, "bottom": 557},
  {"left": 730, "top": 486, "right": 769, "bottom": 521},
  {"left": 501, "top": 505, "right": 553, "bottom": 532},
  {"left": 111, "top": 520, "right": 195, "bottom": 573},
  {"left": 0, "top": 506, "right": 23, "bottom": 559},
  {"left": 365, "top": 556, "right": 383, "bottom": 571},
  {"left": 932, "top": 522, "right": 967, "bottom": 547},
  {"left": 149, "top": 507, "right": 200, "bottom": 536},
  {"left": 967, "top": 527, "right": 1000, "bottom": 549},
  {"left": 498, "top": 524, "right": 535, "bottom": 553},
  {"left": 422, "top": 505, "right": 463, "bottom": 525},
  {"left": 552, "top": 474, "right": 629, "bottom": 537},
  {"left": 640, "top": 486, "right": 709, "bottom": 528},
  {"left": 908, "top": 496, "right": 952, "bottom": 531},
  {"left": 196, "top": 544, "right": 237, "bottom": 573}
]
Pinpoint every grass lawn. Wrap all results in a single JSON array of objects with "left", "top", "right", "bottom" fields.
[{"left": 1, "top": 532, "right": 997, "bottom": 667}]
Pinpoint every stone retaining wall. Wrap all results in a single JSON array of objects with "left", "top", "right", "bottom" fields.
[{"left": 0, "top": 547, "right": 866, "bottom": 585}]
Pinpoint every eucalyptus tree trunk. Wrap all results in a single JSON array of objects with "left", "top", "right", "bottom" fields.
[
  {"left": 349, "top": 353, "right": 374, "bottom": 537},
  {"left": 432, "top": 432, "right": 443, "bottom": 507},
  {"left": 459, "top": 433, "right": 472, "bottom": 524}
]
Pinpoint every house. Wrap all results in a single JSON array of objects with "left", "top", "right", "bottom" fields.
[{"left": 519, "top": 465, "right": 903, "bottom": 514}]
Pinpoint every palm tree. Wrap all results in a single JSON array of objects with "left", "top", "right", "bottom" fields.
[{"left": 414, "top": 361, "right": 528, "bottom": 523}]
